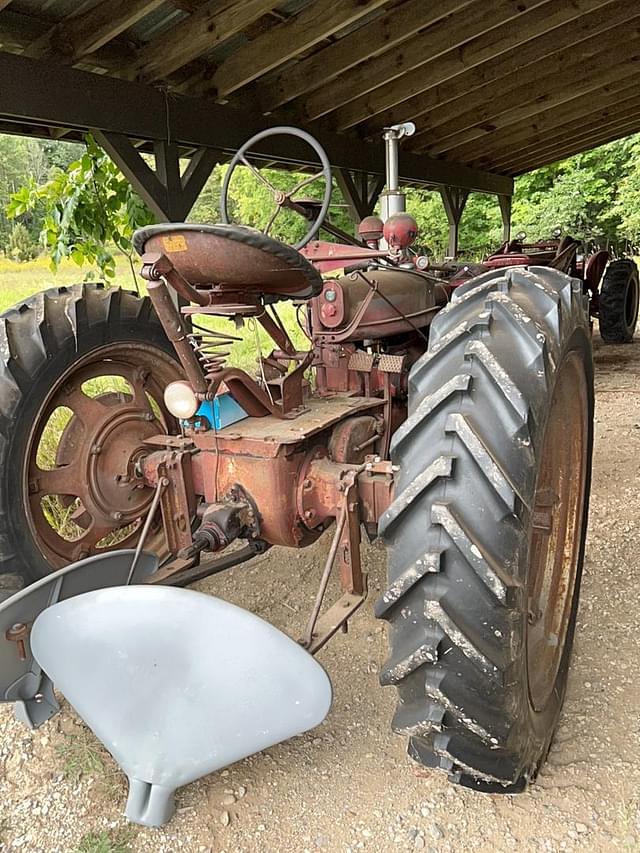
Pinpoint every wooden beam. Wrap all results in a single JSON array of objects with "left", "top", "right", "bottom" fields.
[
  {"left": 332, "top": 0, "right": 619, "bottom": 131},
  {"left": 132, "top": 0, "right": 277, "bottom": 82},
  {"left": 304, "top": 0, "right": 551, "bottom": 124},
  {"left": 498, "top": 112, "right": 640, "bottom": 175},
  {"left": 94, "top": 132, "right": 218, "bottom": 220},
  {"left": 207, "top": 0, "right": 387, "bottom": 100},
  {"left": 0, "top": 9, "right": 136, "bottom": 70},
  {"left": 498, "top": 195, "right": 511, "bottom": 242},
  {"left": 418, "top": 24, "right": 640, "bottom": 155},
  {"left": 440, "top": 186, "right": 469, "bottom": 257},
  {"left": 252, "top": 0, "right": 473, "bottom": 114},
  {"left": 22, "top": 0, "right": 164, "bottom": 61},
  {"left": 461, "top": 78, "right": 640, "bottom": 167},
  {"left": 335, "top": 169, "right": 384, "bottom": 222},
  {"left": 409, "top": 10, "right": 640, "bottom": 150},
  {"left": 0, "top": 52, "right": 513, "bottom": 195},
  {"left": 359, "top": 0, "right": 625, "bottom": 135},
  {"left": 506, "top": 117, "right": 640, "bottom": 175},
  {"left": 179, "top": 147, "right": 219, "bottom": 214}
]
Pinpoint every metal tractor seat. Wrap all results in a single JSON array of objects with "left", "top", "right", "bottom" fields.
[
  {"left": 30, "top": 584, "right": 333, "bottom": 827},
  {"left": 133, "top": 223, "right": 323, "bottom": 302}
]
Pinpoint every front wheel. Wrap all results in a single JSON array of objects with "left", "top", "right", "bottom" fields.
[
  {"left": 377, "top": 266, "right": 593, "bottom": 792},
  {"left": 0, "top": 284, "right": 183, "bottom": 584}
]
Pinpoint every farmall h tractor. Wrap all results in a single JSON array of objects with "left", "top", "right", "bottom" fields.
[{"left": 0, "top": 125, "right": 597, "bottom": 794}]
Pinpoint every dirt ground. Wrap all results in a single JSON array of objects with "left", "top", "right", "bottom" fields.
[{"left": 1, "top": 333, "right": 640, "bottom": 853}]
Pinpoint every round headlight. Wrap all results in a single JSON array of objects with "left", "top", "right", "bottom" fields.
[{"left": 164, "top": 380, "right": 198, "bottom": 419}]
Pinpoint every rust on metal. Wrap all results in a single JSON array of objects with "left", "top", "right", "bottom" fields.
[
  {"left": 25, "top": 345, "right": 182, "bottom": 567},
  {"left": 6, "top": 622, "right": 29, "bottom": 661},
  {"left": 146, "top": 276, "right": 208, "bottom": 396},
  {"left": 527, "top": 351, "right": 589, "bottom": 712}
]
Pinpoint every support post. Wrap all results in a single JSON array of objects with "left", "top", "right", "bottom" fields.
[
  {"left": 94, "top": 131, "right": 217, "bottom": 221},
  {"left": 440, "top": 186, "right": 469, "bottom": 258},
  {"left": 498, "top": 194, "right": 512, "bottom": 242},
  {"left": 334, "top": 169, "right": 385, "bottom": 226}
]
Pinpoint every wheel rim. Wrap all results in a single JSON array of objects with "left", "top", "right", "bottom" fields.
[
  {"left": 527, "top": 351, "right": 588, "bottom": 712},
  {"left": 625, "top": 273, "right": 639, "bottom": 332},
  {"left": 23, "top": 343, "right": 182, "bottom": 568}
]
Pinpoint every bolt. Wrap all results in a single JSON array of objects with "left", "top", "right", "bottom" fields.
[
  {"left": 111, "top": 511, "right": 123, "bottom": 522},
  {"left": 303, "top": 479, "right": 313, "bottom": 490},
  {"left": 90, "top": 444, "right": 102, "bottom": 455},
  {"left": 304, "top": 509, "right": 315, "bottom": 521},
  {"left": 6, "top": 623, "right": 28, "bottom": 661},
  {"left": 144, "top": 412, "right": 154, "bottom": 421}
]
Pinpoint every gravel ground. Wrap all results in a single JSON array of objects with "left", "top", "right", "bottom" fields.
[{"left": 1, "top": 334, "right": 639, "bottom": 853}]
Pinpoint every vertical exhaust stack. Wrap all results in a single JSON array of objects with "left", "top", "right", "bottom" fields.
[{"left": 379, "top": 122, "right": 415, "bottom": 222}]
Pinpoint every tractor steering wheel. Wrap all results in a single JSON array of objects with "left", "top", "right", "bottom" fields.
[{"left": 220, "top": 126, "right": 332, "bottom": 250}]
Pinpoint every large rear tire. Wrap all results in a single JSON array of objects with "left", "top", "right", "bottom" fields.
[
  {"left": 0, "top": 284, "right": 183, "bottom": 586},
  {"left": 377, "top": 266, "right": 593, "bottom": 792},
  {"left": 599, "top": 258, "right": 639, "bottom": 343}
]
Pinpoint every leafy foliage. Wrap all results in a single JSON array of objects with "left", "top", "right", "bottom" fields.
[
  {"left": 222, "top": 162, "right": 354, "bottom": 244},
  {"left": 7, "top": 135, "right": 153, "bottom": 279},
  {"left": 2, "top": 131, "right": 640, "bottom": 270}
]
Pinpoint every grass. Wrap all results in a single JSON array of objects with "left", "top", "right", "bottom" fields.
[
  {"left": 56, "top": 728, "right": 109, "bottom": 782},
  {"left": 0, "top": 254, "right": 308, "bottom": 373},
  {"left": 76, "top": 827, "right": 136, "bottom": 853}
]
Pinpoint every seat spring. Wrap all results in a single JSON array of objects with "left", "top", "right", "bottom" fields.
[{"left": 188, "top": 322, "right": 243, "bottom": 381}]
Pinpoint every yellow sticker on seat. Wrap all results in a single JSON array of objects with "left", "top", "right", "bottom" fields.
[{"left": 161, "top": 235, "right": 188, "bottom": 252}]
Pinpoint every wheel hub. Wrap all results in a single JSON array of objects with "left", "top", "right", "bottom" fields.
[{"left": 25, "top": 344, "right": 182, "bottom": 567}]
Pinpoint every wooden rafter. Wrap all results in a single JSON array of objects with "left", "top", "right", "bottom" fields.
[
  {"left": 358, "top": 0, "right": 625, "bottom": 135},
  {"left": 0, "top": 9, "right": 135, "bottom": 70},
  {"left": 22, "top": 0, "right": 164, "bottom": 61},
  {"left": 506, "top": 116, "right": 640, "bottom": 174},
  {"left": 304, "top": 0, "right": 552, "bottom": 124},
  {"left": 458, "top": 77, "right": 640, "bottom": 166},
  {"left": 497, "top": 110, "right": 640, "bottom": 174},
  {"left": 207, "top": 0, "right": 388, "bottom": 100},
  {"left": 409, "top": 11, "right": 640, "bottom": 152},
  {"left": 415, "top": 23, "right": 640, "bottom": 156},
  {"left": 252, "top": 0, "right": 472, "bottom": 114},
  {"left": 132, "top": 0, "right": 277, "bottom": 82}
]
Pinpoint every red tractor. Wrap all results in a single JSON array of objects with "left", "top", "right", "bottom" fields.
[
  {"left": 0, "top": 126, "right": 596, "bottom": 795},
  {"left": 479, "top": 231, "right": 640, "bottom": 343}
]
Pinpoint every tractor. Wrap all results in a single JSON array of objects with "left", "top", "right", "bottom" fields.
[
  {"left": 480, "top": 230, "right": 640, "bottom": 343},
  {"left": 0, "top": 124, "right": 596, "bottom": 798}
]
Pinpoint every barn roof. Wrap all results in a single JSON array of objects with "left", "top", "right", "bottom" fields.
[{"left": 0, "top": 0, "right": 638, "bottom": 201}]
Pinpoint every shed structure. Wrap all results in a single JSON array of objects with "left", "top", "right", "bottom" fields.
[{"left": 0, "top": 0, "right": 638, "bottom": 253}]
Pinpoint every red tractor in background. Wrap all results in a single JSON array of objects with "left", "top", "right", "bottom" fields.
[
  {"left": 459, "top": 230, "right": 639, "bottom": 343},
  {"left": 0, "top": 124, "right": 624, "bottom": 803}
]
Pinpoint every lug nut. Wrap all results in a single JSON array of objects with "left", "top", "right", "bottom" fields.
[{"left": 111, "top": 511, "right": 123, "bottom": 522}]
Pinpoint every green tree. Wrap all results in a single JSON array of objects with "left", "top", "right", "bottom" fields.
[
  {"left": 7, "top": 221, "right": 38, "bottom": 262},
  {"left": 613, "top": 136, "right": 640, "bottom": 247},
  {"left": 7, "top": 134, "right": 153, "bottom": 280}
]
